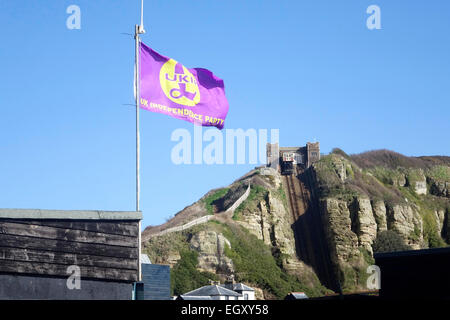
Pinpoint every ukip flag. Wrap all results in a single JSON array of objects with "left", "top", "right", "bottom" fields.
[{"left": 139, "top": 42, "right": 229, "bottom": 129}]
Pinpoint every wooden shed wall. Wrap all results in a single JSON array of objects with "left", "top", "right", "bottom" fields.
[{"left": 0, "top": 219, "right": 140, "bottom": 282}]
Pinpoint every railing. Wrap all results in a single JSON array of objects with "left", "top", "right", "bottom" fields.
[
  {"left": 225, "top": 183, "right": 251, "bottom": 213},
  {"left": 149, "top": 184, "right": 251, "bottom": 238}
]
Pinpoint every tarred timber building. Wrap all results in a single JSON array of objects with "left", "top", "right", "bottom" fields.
[{"left": 0, "top": 209, "right": 142, "bottom": 299}]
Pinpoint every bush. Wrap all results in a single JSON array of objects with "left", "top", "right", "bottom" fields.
[
  {"left": 171, "top": 249, "right": 219, "bottom": 296},
  {"left": 331, "top": 148, "right": 350, "bottom": 160},
  {"left": 423, "top": 212, "right": 447, "bottom": 248},
  {"left": 427, "top": 165, "right": 450, "bottom": 181},
  {"left": 372, "top": 230, "right": 412, "bottom": 253},
  {"left": 203, "top": 188, "right": 229, "bottom": 214}
]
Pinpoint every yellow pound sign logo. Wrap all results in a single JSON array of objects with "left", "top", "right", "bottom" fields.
[{"left": 159, "top": 59, "right": 200, "bottom": 107}]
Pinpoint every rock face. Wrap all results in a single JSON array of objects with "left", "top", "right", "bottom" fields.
[
  {"left": 434, "top": 210, "right": 445, "bottom": 236},
  {"left": 414, "top": 181, "right": 427, "bottom": 195},
  {"left": 321, "top": 199, "right": 360, "bottom": 266},
  {"left": 350, "top": 198, "right": 377, "bottom": 254},
  {"left": 320, "top": 196, "right": 425, "bottom": 260},
  {"left": 237, "top": 190, "right": 302, "bottom": 269},
  {"left": 236, "top": 198, "right": 272, "bottom": 246},
  {"left": 318, "top": 195, "right": 428, "bottom": 289},
  {"left": 189, "top": 230, "right": 234, "bottom": 274},
  {"left": 406, "top": 169, "right": 427, "bottom": 195},
  {"left": 332, "top": 157, "right": 347, "bottom": 182},
  {"left": 430, "top": 180, "right": 450, "bottom": 198},
  {"left": 143, "top": 150, "right": 450, "bottom": 298},
  {"left": 253, "top": 287, "right": 265, "bottom": 300},
  {"left": 386, "top": 204, "right": 423, "bottom": 249},
  {"left": 313, "top": 152, "right": 450, "bottom": 291},
  {"left": 166, "top": 251, "right": 181, "bottom": 267},
  {"left": 393, "top": 174, "right": 407, "bottom": 187},
  {"left": 372, "top": 200, "right": 388, "bottom": 232},
  {"left": 320, "top": 198, "right": 368, "bottom": 290},
  {"left": 268, "top": 193, "right": 296, "bottom": 257},
  {"left": 414, "top": 173, "right": 427, "bottom": 195},
  {"left": 447, "top": 210, "right": 450, "bottom": 243},
  {"left": 233, "top": 176, "right": 320, "bottom": 285}
]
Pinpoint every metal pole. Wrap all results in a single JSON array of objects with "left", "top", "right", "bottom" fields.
[
  {"left": 135, "top": 24, "right": 140, "bottom": 213},
  {"left": 134, "top": 24, "right": 142, "bottom": 282}
]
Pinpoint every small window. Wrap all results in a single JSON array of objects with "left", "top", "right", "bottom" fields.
[{"left": 244, "top": 293, "right": 249, "bottom": 300}]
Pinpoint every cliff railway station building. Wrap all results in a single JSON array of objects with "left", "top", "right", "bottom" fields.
[{"left": 266, "top": 141, "right": 320, "bottom": 174}]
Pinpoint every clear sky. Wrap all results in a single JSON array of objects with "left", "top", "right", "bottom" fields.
[{"left": 1, "top": 1, "right": 449, "bottom": 228}]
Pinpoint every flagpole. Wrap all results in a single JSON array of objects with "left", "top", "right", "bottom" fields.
[
  {"left": 135, "top": 24, "right": 140, "bottom": 214},
  {"left": 134, "top": 23, "right": 142, "bottom": 283},
  {"left": 135, "top": 0, "right": 146, "bottom": 285}
]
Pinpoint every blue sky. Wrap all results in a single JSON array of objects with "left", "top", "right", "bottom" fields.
[{"left": 1, "top": 1, "right": 449, "bottom": 228}]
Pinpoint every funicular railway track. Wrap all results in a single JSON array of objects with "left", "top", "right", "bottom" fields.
[
  {"left": 284, "top": 171, "right": 309, "bottom": 261},
  {"left": 282, "top": 165, "right": 339, "bottom": 292},
  {"left": 283, "top": 167, "right": 316, "bottom": 266}
]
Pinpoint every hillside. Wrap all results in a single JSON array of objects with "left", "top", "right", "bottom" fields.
[{"left": 141, "top": 149, "right": 450, "bottom": 299}]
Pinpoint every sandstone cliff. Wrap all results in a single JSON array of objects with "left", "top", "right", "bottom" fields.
[
  {"left": 314, "top": 150, "right": 450, "bottom": 291},
  {"left": 141, "top": 149, "right": 450, "bottom": 298},
  {"left": 142, "top": 168, "right": 328, "bottom": 299}
]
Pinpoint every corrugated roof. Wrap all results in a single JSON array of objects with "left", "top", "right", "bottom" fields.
[{"left": 184, "top": 285, "right": 241, "bottom": 297}]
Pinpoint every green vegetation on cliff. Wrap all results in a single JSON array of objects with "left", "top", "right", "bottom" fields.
[
  {"left": 373, "top": 230, "right": 412, "bottom": 253},
  {"left": 171, "top": 250, "right": 219, "bottom": 296},
  {"left": 219, "top": 222, "right": 328, "bottom": 299},
  {"left": 428, "top": 165, "right": 450, "bottom": 181},
  {"left": 144, "top": 219, "right": 329, "bottom": 299},
  {"left": 202, "top": 188, "right": 229, "bottom": 214},
  {"left": 233, "top": 184, "right": 268, "bottom": 220},
  {"left": 315, "top": 153, "right": 404, "bottom": 205},
  {"left": 142, "top": 149, "right": 449, "bottom": 299}
]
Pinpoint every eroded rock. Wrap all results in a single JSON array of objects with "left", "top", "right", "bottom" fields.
[
  {"left": 372, "top": 200, "right": 388, "bottom": 232},
  {"left": 386, "top": 204, "right": 423, "bottom": 249},
  {"left": 189, "top": 230, "right": 234, "bottom": 274},
  {"left": 350, "top": 197, "right": 377, "bottom": 254}
]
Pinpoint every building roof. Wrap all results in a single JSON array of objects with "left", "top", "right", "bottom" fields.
[
  {"left": 0, "top": 208, "right": 142, "bottom": 220},
  {"left": 178, "top": 295, "right": 213, "bottom": 300},
  {"left": 184, "top": 285, "right": 241, "bottom": 297},
  {"left": 220, "top": 283, "right": 255, "bottom": 292},
  {"left": 287, "top": 292, "right": 308, "bottom": 299},
  {"left": 140, "top": 254, "right": 151, "bottom": 264}
]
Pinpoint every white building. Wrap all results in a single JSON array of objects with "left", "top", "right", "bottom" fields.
[
  {"left": 178, "top": 284, "right": 241, "bottom": 300},
  {"left": 177, "top": 282, "right": 256, "bottom": 300},
  {"left": 220, "top": 283, "right": 255, "bottom": 300}
]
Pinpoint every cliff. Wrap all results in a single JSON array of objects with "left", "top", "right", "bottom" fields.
[
  {"left": 314, "top": 149, "right": 450, "bottom": 291},
  {"left": 142, "top": 168, "right": 328, "bottom": 299},
  {"left": 141, "top": 148, "right": 450, "bottom": 298}
]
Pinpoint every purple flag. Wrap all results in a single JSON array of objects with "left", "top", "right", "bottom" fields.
[{"left": 139, "top": 42, "right": 229, "bottom": 129}]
